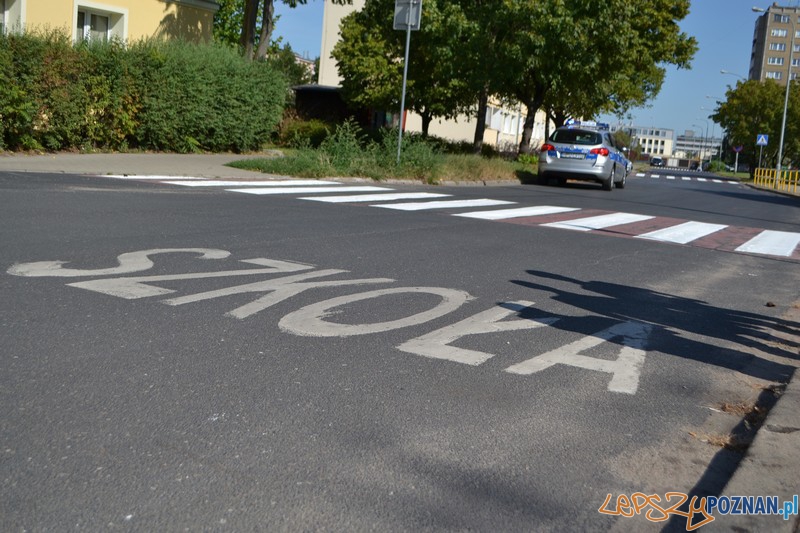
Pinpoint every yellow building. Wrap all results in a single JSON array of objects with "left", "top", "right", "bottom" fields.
[{"left": 1, "top": 0, "right": 219, "bottom": 43}]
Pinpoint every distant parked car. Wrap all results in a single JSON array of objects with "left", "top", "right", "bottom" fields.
[{"left": 650, "top": 156, "right": 665, "bottom": 167}]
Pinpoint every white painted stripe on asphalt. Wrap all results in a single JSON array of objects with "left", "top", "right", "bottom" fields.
[
  {"left": 734, "top": 230, "right": 800, "bottom": 256},
  {"left": 454, "top": 205, "right": 581, "bottom": 220},
  {"left": 543, "top": 213, "right": 654, "bottom": 232},
  {"left": 163, "top": 179, "right": 341, "bottom": 187},
  {"left": 682, "top": 177, "right": 692, "bottom": 181},
  {"left": 228, "top": 186, "right": 391, "bottom": 195},
  {"left": 697, "top": 178, "right": 708, "bottom": 182},
  {"left": 301, "top": 192, "right": 450, "bottom": 203},
  {"left": 636, "top": 173, "right": 645, "bottom": 177},
  {"left": 636, "top": 221, "right": 728, "bottom": 244},
  {"left": 667, "top": 175, "right": 676, "bottom": 180},
  {"left": 372, "top": 199, "right": 515, "bottom": 211},
  {"left": 104, "top": 175, "right": 204, "bottom": 180},
  {"left": 651, "top": 174, "right": 660, "bottom": 178},
  {"left": 713, "top": 179, "right": 723, "bottom": 183}
]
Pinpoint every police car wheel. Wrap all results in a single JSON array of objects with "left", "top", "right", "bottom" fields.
[
  {"left": 603, "top": 167, "right": 614, "bottom": 191},
  {"left": 616, "top": 170, "right": 626, "bottom": 189}
]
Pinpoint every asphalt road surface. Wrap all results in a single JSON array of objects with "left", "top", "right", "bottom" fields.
[{"left": 2, "top": 170, "right": 799, "bottom": 531}]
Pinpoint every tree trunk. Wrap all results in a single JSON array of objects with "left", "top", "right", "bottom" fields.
[
  {"left": 473, "top": 88, "right": 489, "bottom": 153},
  {"left": 421, "top": 112, "right": 432, "bottom": 138},
  {"left": 517, "top": 85, "right": 547, "bottom": 154},
  {"left": 255, "top": 0, "right": 275, "bottom": 60},
  {"left": 241, "top": 0, "right": 259, "bottom": 60},
  {"left": 551, "top": 109, "right": 568, "bottom": 129}
]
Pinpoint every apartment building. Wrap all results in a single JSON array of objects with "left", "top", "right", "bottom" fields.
[
  {"left": 319, "top": 0, "right": 548, "bottom": 148},
  {"left": 626, "top": 126, "right": 674, "bottom": 157},
  {"left": 674, "top": 130, "right": 722, "bottom": 160},
  {"left": 0, "top": 0, "right": 219, "bottom": 43},
  {"left": 750, "top": 3, "right": 800, "bottom": 84}
]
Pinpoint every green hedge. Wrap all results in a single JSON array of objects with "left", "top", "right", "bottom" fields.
[{"left": 0, "top": 31, "right": 286, "bottom": 152}]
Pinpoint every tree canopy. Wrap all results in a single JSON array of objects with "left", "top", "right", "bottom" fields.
[
  {"left": 331, "top": 0, "right": 697, "bottom": 153},
  {"left": 711, "top": 80, "right": 800, "bottom": 168}
]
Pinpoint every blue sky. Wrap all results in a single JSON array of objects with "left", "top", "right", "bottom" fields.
[{"left": 273, "top": 1, "right": 791, "bottom": 140}]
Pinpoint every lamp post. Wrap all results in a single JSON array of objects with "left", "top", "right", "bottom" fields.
[
  {"left": 753, "top": 6, "right": 793, "bottom": 173},
  {"left": 720, "top": 69, "right": 747, "bottom": 80},
  {"left": 692, "top": 123, "right": 706, "bottom": 165},
  {"left": 700, "top": 108, "right": 717, "bottom": 161},
  {"left": 694, "top": 119, "right": 709, "bottom": 162}
]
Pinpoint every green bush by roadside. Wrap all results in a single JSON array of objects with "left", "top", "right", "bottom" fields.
[
  {"left": 0, "top": 31, "right": 286, "bottom": 152},
  {"left": 230, "top": 120, "right": 532, "bottom": 183}
]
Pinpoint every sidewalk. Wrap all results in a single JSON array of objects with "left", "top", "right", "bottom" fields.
[
  {"left": 3, "top": 151, "right": 800, "bottom": 529},
  {"left": 0, "top": 151, "right": 281, "bottom": 179}
]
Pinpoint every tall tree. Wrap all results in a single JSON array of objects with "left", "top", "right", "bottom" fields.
[
  {"left": 506, "top": 0, "right": 696, "bottom": 153},
  {"left": 332, "top": 0, "right": 474, "bottom": 136},
  {"left": 712, "top": 80, "right": 799, "bottom": 168},
  {"left": 215, "top": 0, "right": 351, "bottom": 60}
]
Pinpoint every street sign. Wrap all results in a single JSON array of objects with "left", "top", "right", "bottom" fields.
[
  {"left": 394, "top": 0, "right": 422, "bottom": 31},
  {"left": 756, "top": 134, "right": 769, "bottom": 146},
  {"left": 733, "top": 145, "right": 744, "bottom": 153}
]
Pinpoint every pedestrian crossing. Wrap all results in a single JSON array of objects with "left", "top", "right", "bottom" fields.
[
  {"left": 634, "top": 172, "right": 734, "bottom": 184},
  {"left": 99, "top": 175, "right": 800, "bottom": 260}
]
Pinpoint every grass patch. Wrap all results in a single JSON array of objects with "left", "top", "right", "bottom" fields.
[{"left": 227, "top": 121, "right": 534, "bottom": 184}]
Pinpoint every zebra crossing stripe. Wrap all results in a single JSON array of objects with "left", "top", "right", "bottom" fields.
[
  {"left": 682, "top": 177, "right": 691, "bottom": 181},
  {"left": 697, "top": 178, "right": 707, "bottom": 182},
  {"left": 454, "top": 206, "right": 581, "bottom": 220},
  {"left": 163, "top": 179, "right": 341, "bottom": 187},
  {"left": 104, "top": 175, "right": 204, "bottom": 180},
  {"left": 651, "top": 174, "right": 660, "bottom": 178},
  {"left": 228, "top": 186, "right": 391, "bottom": 195},
  {"left": 734, "top": 230, "right": 800, "bottom": 257},
  {"left": 543, "top": 213, "right": 654, "bottom": 232},
  {"left": 372, "top": 199, "right": 515, "bottom": 211},
  {"left": 636, "top": 221, "right": 728, "bottom": 244},
  {"left": 301, "top": 192, "right": 450, "bottom": 203},
  {"left": 667, "top": 176, "right": 676, "bottom": 180},
  {"left": 636, "top": 173, "right": 645, "bottom": 177}
]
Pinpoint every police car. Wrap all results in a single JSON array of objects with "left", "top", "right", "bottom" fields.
[{"left": 537, "top": 121, "right": 628, "bottom": 191}]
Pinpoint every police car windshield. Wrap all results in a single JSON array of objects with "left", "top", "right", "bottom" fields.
[{"left": 551, "top": 129, "right": 602, "bottom": 145}]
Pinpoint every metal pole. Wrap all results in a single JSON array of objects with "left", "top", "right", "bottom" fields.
[
  {"left": 396, "top": 1, "right": 413, "bottom": 165},
  {"left": 777, "top": 21, "right": 795, "bottom": 174}
]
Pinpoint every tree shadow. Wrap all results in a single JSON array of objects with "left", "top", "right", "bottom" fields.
[
  {"left": 156, "top": 3, "right": 213, "bottom": 43},
  {"left": 511, "top": 270, "right": 799, "bottom": 381}
]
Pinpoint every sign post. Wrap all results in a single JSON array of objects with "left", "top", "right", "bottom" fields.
[
  {"left": 394, "top": 0, "right": 422, "bottom": 165},
  {"left": 756, "top": 134, "right": 768, "bottom": 169},
  {"left": 733, "top": 145, "right": 744, "bottom": 174}
]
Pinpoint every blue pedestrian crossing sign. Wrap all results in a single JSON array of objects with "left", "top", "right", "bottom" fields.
[{"left": 756, "top": 134, "right": 769, "bottom": 146}]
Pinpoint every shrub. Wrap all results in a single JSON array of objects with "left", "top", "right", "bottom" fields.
[
  {"left": 0, "top": 33, "right": 286, "bottom": 152},
  {"left": 278, "top": 116, "right": 332, "bottom": 148}
]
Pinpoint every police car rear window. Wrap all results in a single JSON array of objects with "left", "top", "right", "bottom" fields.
[{"left": 551, "top": 129, "right": 602, "bottom": 145}]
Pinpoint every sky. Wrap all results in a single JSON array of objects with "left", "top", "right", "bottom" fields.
[{"left": 273, "top": 0, "right": 796, "bottom": 141}]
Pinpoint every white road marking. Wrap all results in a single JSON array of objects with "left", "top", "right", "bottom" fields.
[
  {"left": 103, "top": 175, "right": 204, "bottom": 180},
  {"left": 68, "top": 259, "right": 315, "bottom": 299},
  {"left": 735, "top": 230, "right": 800, "bottom": 256},
  {"left": 301, "top": 192, "right": 450, "bottom": 203},
  {"left": 454, "top": 205, "right": 580, "bottom": 220},
  {"left": 636, "top": 221, "right": 728, "bottom": 244},
  {"left": 667, "top": 176, "right": 676, "bottom": 180},
  {"left": 372, "top": 199, "right": 515, "bottom": 211},
  {"left": 697, "top": 178, "right": 707, "bottom": 182},
  {"left": 7, "top": 248, "right": 230, "bottom": 277},
  {"left": 713, "top": 179, "right": 723, "bottom": 183},
  {"left": 543, "top": 213, "right": 654, "bottom": 232},
  {"left": 650, "top": 174, "right": 660, "bottom": 178},
  {"left": 279, "top": 287, "right": 473, "bottom": 337},
  {"left": 636, "top": 173, "right": 645, "bottom": 177},
  {"left": 163, "top": 179, "right": 341, "bottom": 187},
  {"left": 505, "top": 321, "right": 653, "bottom": 395},
  {"left": 228, "top": 186, "right": 391, "bottom": 195},
  {"left": 682, "top": 177, "right": 692, "bottom": 181},
  {"left": 397, "top": 301, "right": 559, "bottom": 365}
]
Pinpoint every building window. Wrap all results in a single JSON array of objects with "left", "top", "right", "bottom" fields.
[
  {"left": 768, "top": 57, "right": 785, "bottom": 65},
  {"left": 770, "top": 42, "right": 787, "bottom": 51},
  {"left": 792, "top": 72, "right": 799, "bottom": 80},
  {"left": 774, "top": 14, "right": 790, "bottom": 23},
  {"left": 766, "top": 71, "right": 783, "bottom": 79},
  {"left": 77, "top": 10, "right": 110, "bottom": 41},
  {"left": 772, "top": 29, "right": 788, "bottom": 37},
  {"left": 74, "top": 4, "right": 127, "bottom": 43},
  {"left": 793, "top": 58, "right": 800, "bottom": 67}
]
